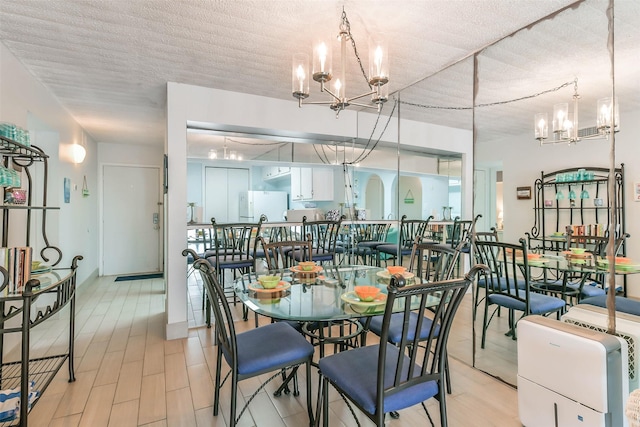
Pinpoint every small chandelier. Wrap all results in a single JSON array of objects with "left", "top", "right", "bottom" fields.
[
  {"left": 291, "top": 8, "right": 389, "bottom": 117},
  {"left": 534, "top": 79, "right": 619, "bottom": 145},
  {"left": 210, "top": 138, "right": 242, "bottom": 161}
]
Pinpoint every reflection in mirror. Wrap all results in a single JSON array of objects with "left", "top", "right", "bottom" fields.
[
  {"left": 473, "top": 0, "right": 613, "bottom": 386},
  {"left": 396, "top": 56, "right": 474, "bottom": 371},
  {"left": 185, "top": 127, "right": 463, "bottom": 224}
]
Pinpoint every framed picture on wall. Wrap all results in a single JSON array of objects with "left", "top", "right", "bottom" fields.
[
  {"left": 517, "top": 186, "right": 531, "bottom": 200},
  {"left": 63, "top": 177, "right": 70, "bottom": 203}
]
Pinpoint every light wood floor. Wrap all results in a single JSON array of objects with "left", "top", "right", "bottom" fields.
[{"left": 18, "top": 274, "right": 522, "bottom": 426}]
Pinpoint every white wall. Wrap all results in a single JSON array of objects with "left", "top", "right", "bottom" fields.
[
  {"left": 476, "top": 107, "right": 640, "bottom": 298},
  {"left": 166, "top": 82, "right": 473, "bottom": 339},
  {"left": 0, "top": 42, "right": 98, "bottom": 286}
]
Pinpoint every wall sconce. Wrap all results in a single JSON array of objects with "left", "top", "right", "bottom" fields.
[{"left": 71, "top": 144, "right": 86, "bottom": 164}]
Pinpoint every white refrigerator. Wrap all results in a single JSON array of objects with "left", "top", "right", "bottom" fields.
[{"left": 239, "top": 191, "right": 288, "bottom": 222}]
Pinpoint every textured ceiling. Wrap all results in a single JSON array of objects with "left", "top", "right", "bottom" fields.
[{"left": 0, "top": 0, "right": 638, "bottom": 156}]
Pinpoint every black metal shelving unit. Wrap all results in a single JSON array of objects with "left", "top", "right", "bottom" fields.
[
  {"left": 0, "top": 134, "right": 81, "bottom": 426},
  {"left": 528, "top": 165, "right": 625, "bottom": 251},
  {"left": 526, "top": 164, "right": 627, "bottom": 296}
]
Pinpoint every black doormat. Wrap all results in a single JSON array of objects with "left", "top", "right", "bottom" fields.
[{"left": 115, "top": 273, "right": 164, "bottom": 282}]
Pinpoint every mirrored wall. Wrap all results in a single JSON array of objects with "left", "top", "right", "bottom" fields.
[
  {"left": 185, "top": 122, "right": 464, "bottom": 225},
  {"left": 472, "top": 0, "right": 615, "bottom": 385}
]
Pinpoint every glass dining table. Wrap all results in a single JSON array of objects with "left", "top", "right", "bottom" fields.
[
  {"left": 233, "top": 264, "right": 427, "bottom": 357},
  {"left": 235, "top": 265, "right": 391, "bottom": 320},
  {"left": 518, "top": 251, "right": 640, "bottom": 300}
]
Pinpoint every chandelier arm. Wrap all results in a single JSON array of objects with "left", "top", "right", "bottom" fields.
[
  {"left": 321, "top": 86, "right": 342, "bottom": 102},
  {"left": 346, "top": 90, "right": 377, "bottom": 103},
  {"left": 348, "top": 102, "right": 378, "bottom": 110},
  {"left": 300, "top": 100, "right": 339, "bottom": 106}
]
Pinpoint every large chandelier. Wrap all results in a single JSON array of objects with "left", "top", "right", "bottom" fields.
[
  {"left": 291, "top": 8, "right": 389, "bottom": 117},
  {"left": 534, "top": 79, "right": 619, "bottom": 145}
]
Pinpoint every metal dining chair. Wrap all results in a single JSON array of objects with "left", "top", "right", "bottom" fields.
[
  {"left": 472, "top": 226, "right": 501, "bottom": 319},
  {"left": 352, "top": 222, "right": 391, "bottom": 266},
  {"left": 474, "top": 238, "right": 566, "bottom": 348},
  {"left": 260, "top": 237, "right": 312, "bottom": 270},
  {"left": 194, "top": 259, "right": 314, "bottom": 427},
  {"left": 259, "top": 237, "right": 314, "bottom": 395},
  {"left": 561, "top": 231, "right": 630, "bottom": 300},
  {"left": 361, "top": 237, "right": 467, "bottom": 395},
  {"left": 317, "top": 266, "right": 486, "bottom": 427},
  {"left": 376, "top": 215, "right": 433, "bottom": 266},
  {"left": 300, "top": 217, "right": 343, "bottom": 265}
]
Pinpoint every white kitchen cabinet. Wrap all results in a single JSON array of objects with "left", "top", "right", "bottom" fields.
[
  {"left": 262, "top": 165, "right": 290, "bottom": 181},
  {"left": 310, "top": 168, "right": 334, "bottom": 201},
  {"left": 291, "top": 167, "right": 333, "bottom": 201}
]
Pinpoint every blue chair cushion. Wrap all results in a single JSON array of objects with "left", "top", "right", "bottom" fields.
[
  {"left": 367, "top": 312, "right": 440, "bottom": 344},
  {"left": 579, "top": 295, "right": 640, "bottom": 317},
  {"left": 229, "top": 322, "right": 314, "bottom": 376},
  {"left": 206, "top": 255, "right": 254, "bottom": 270},
  {"left": 376, "top": 244, "right": 412, "bottom": 257},
  {"left": 488, "top": 290, "right": 565, "bottom": 314},
  {"left": 357, "top": 241, "right": 385, "bottom": 249},
  {"left": 478, "top": 277, "right": 527, "bottom": 290},
  {"left": 318, "top": 344, "right": 439, "bottom": 415},
  {"left": 566, "top": 282, "right": 606, "bottom": 298},
  {"left": 309, "top": 250, "right": 335, "bottom": 262},
  {"left": 252, "top": 249, "right": 266, "bottom": 259}
]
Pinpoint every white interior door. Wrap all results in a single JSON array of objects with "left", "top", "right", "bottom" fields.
[{"left": 103, "top": 165, "right": 161, "bottom": 275}]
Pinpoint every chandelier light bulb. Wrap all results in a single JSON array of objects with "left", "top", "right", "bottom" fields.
[
  {"left": 374, "top": 47, "right": 383, "bottom": 76},
  {"left": 296, "top": 65, "right": 305, "bottom": 91},
  {"left": 597, "top": 97, "right": 619, "bottom": 132},
  {"left": 564, "top": 120, "right": 573, "bottom": 132},
  {"left": 318, "top": 43, "right": 327, "bottom": 72},
  {"left": 368, "top": 34, "right": 389, "bottom": 86},
  {"left": 534, "top": 113, "right": 548, "bottom": 140},
  {"left": 292, "top": 53, "right": 309, "bottom": 99},
  {"left": 208, "top": 149, "right": 217, "bottom": 160},
  {"left": 312, "top": 39, "right": 332, "bottom": 83},
  {"left": 553, "top": 103, "right": 569, "bottom": 135},
  {"left": 334, "top": 79, "right": 343, "bottom": 98}
]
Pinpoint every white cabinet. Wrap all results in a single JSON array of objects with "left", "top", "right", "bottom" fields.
[
  {"left": 291, "top": 167, "right": 333, "bottom": 201},
  {"left": 262, "top": 165, "right": 290, "bottom": 181},
  {"left": 291, "top": 167, "right": 312, "bottom": 200},
  {"left": 310, "top": 168, "right": 334, "bottom": 201}
]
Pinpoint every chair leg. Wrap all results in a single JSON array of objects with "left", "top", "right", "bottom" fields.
[
  {"left": 322, "top": 376, "right": 330, "bottom": 427},
  {"left": 230, "top": 372, "right": 238, "bottom": 427},
  {"left": 438, "top": 386, "right": 448, "bottom": 427},
  {"left": 205, "top": 291, "right": 211, "bottom": 328},
  {"left": 213, "top": 346, "right": 222, "bottom": 415},
  {"left": 481, "top": 303, "right": 488, "bottom": 349},
  {"left": 306, "top": 361, "right": 314, "bottom": 426}
]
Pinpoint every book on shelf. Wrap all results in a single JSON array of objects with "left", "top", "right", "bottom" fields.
[
  {"left": 569, "top": 224, "right": 605, "bottom": 238},
  {"left": 0, "top": 247, "right": 32, "bottom": 293}
]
